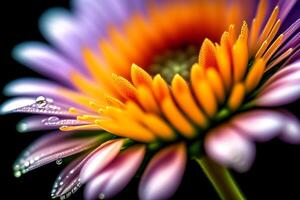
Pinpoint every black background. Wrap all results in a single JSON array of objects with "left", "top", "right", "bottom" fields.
[{"left": 1, "top": 0, "right": 300, "bottom": 199}]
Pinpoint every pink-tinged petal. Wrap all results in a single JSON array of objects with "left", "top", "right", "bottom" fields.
[
  {"left": 205, "top": 127, "right": 255, "bottom": 172},
  {"left": 231, "top": 110, "right": 284, "bottom": 142},
  {"left": 13, "top": 42, "right": 79, "bottom": 85},
  {"left": 256, "top": 82, "right": 300, "bottom": 107},
  {"left": 0, "top": 97, "right": 76, "bottom": 116},
  {"left": 279, "top": 111, "right": 300, "bottom": 144},
  {"left": 16, "top": 115, "right": 90, "bottom": 133},
  {"left": 51, "top": 155, "right": 85, "bottom": 199},
  {"left": 80, "top": 139, "right": 124, "bottom": 183},
  {"left": 263, "top": 61, "right": 300, "bottom": 88},
  {"left": 139, "top": 143, "right": 186, "bottom": 200},
  {"left": 13, "top": 131, "right": 106, "bottom": 176},
  {"left": 84, "top": 145, "right": 146, "bottom": 200}
]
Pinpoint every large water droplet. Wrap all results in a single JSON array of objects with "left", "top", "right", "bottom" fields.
[
  {"left": 35, "top": 96, "right": 47, "bottom": 108},
  {"left": 56, "top": 159, "right": 63, "bottom": 165},
  {"left": 48, "top": 116, "right": 59, "bottom": 122}
]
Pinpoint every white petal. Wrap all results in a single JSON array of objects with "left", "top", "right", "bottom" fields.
[
  {"left": 0, "top": 97, "right": 35, "bottom": 114},
  {"left": 205, "top": 127, "right": 255, "bottom": 172}
]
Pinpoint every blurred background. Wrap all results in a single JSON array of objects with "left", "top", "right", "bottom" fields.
[{"left": 1, "top": 0, "right": 300, "bottom": 199}]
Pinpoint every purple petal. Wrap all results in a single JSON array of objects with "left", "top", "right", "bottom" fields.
[
  {"left": 13, "top": 42, "right": 79, "bottom": 85},
  {"left": 278, "top": 0, "right": 297, "bottom": 24},
  {"left": 205, "top": 126, "right": 255, "bottom": 172},
  {"left": 231, "top": 110, "right": 284, "bottom": 142},
  {"left": 80, "top": 139, "right": 124, "bottom": 183},
  {"left": 16, "top": 115, "right": 89, "bottom": 133},
  {"left": 51, "top": 155, "right": 85, "bottom": 199},
  {"left": 13, "top": 131, "right": 105, "bottom": 176},
  {"left": 0, "top": 97, "right": 77, "bottom": 116},
  {"left": 279, "top": 110, "right": 300, "bottom": 144},
  {"left": 39, "top": 8, "right": 89, "bottom": 73},
  {"left": 84, "top": 145, "right": 145, "bottom": 200},
  {"left": 139, "top": 143, "right": 186, "bottom": 200}
]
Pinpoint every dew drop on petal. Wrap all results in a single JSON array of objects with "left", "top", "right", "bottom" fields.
[
  {"left": 56, "top": 159, "right": 63, "bottom": 165},
  {"left": 14, "top": 171, "right": 22, "bottom": 178},
  {"left": 35, "top": 96, "right": 47, "bottom": 108}
]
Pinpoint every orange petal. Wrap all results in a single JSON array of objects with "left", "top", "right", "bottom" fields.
[
  {"left": 112, "top": 73, "right": 137, "bottom": 101},
  {"left": 206, "top": 68, "right": 226, "bottom": 103},
  {"left": 171, "top": 74, "right": 208, "bottom": 127},
  {"left": 152, "top": 74, "right": 170, "bottom": 102},
  {"left": 131, "top": 64, "right": 153, "bottom": 88},
  {"left": 245, "top": 59, "right": 266, "bottom": 93},
  {"left": 137, "top": 86, "right": 160, "bottom": 113},
  {"left": 161, "top": 97, "right": 195, "bottom": 138},
  {"left": 198, "top": 38, "right": 217, "bottom": 68},
  {"left": 193, "top": 79, "right": 218, "bottom": 117},
  {"left": 228, "top": 83, "right": 245, "bottom": 111}
]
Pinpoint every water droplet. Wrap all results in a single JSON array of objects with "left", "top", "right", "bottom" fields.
[
  {"left": 14, "top": 171, "right": 22, "bottom": 178},
  {"left": 14, "top": 164, "right": 20, "bottom": 171},
  {"left": 35, "top": 96, "right": 47, "bottom": 108},
  {"left": 59, "top": 181, "right": 64, "bottom": 186},
  {"left": 24, "top": 161, "right": 30, "bottom": 167},
  {"left": 48, "top": 116, "right": 59, "bottom": 122},
  {"left": 98, "top": 193, "right": 105, "bottom": 199},
  {"left": 17, "top": 123, "right": 28, "bottom": 133},
  {"left": 56, "top": 159, "right": 63, "bottom": 165}
]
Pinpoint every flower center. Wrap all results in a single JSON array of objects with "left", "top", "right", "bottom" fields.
[{"left": 148, "top": 45, "right": 198, "bottom": 83}]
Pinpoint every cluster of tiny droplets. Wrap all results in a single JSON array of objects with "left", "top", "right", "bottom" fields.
[{"left": 149, "top": 45, "right": 198, "bottom": 83}]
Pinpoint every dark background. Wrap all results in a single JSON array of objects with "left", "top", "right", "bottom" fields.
[{"left": 1, "top": 0, "right": 300, "bottom": 199}]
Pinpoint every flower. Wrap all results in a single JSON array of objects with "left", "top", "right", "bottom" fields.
[{"left": 2, "top": 0, "right": 300, "bottom": 199}]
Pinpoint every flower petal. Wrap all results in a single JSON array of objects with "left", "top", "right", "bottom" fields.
[
  {"left": 84, "top": 145, "right": 145, "bottom": 200},
  {"left": 279, "top": 110, "right": 300, "bottom": 144},
  {"left": 13, "top": 132, "right": 106, "bottom": 176},
  {"left": 256, "top": 82, "right": 300, "bottom": 107},
  {"left": 79, "top": 139, "right": 124, "bottom": 183},
  {"left": 13, "top": 42, "right": 79, "bottom": 85},
  {"left": 39, "top": 8, "right": 89, "bottom": 71},
  {"left": 231, "top": 110, "right": 284, "bottom": 141},
  {"left": 51, "top": 155, "right": 85, "bottom": 199},
  {"left": 16, "top": 115, "right": 89, "bottom": 133},
  {"left": 139, "top": 143, "right": 186, "bottom": 200},
  {"left": 205, "top": 127, "right": 255, "bottom": 172},
  {"left": 0, "top": 97, "right": 76, "bottom": 116}
]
